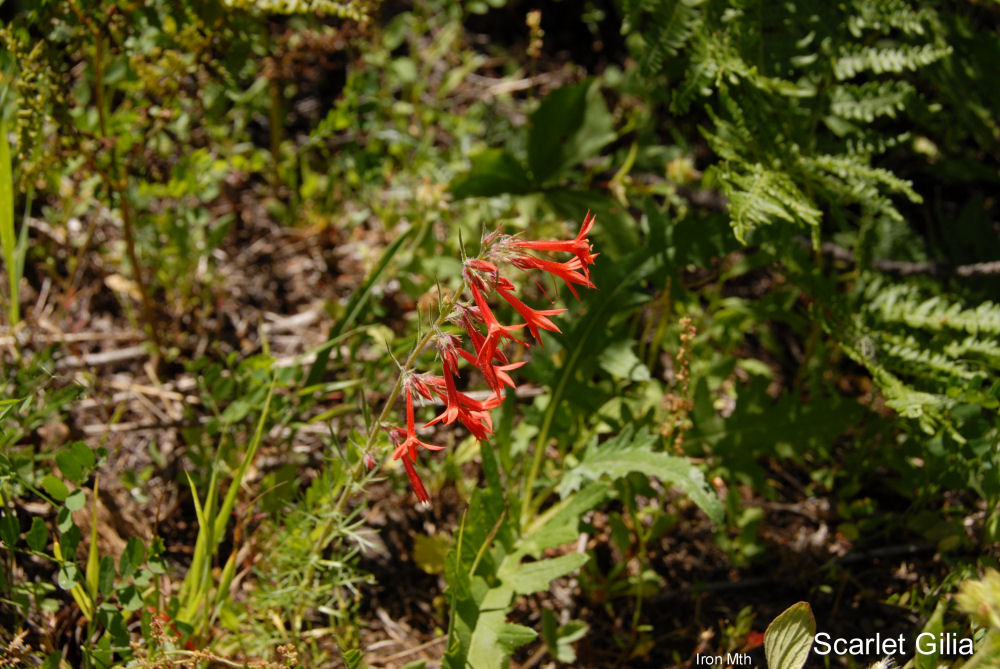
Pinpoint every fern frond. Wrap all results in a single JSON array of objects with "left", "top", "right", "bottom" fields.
[
  {"left": 711, "top": 163, "right": 822, "bottom": 243},
  {"left": 870, "top": 287, "right": 1000, "bottom": 336},
  {"left": 223, "top": 0, "right": 375, "bottom": 19},
  {"left": 636, "top": 0, "right": 706, "bottom": 74},
  {"left": 876, "top": 332, "right": 982, "bottom": 383},
  {"left": 833, "top": 44, "right": 951, "bottom": 80},
  {"left": 801, "top": 153, "right": 921, "bottom": 219},
  {"left": 843, "top": 130, "right": 910, "bottom": 158},
  {"left": 671, "top": 37, "right": 718, "bottom": 113},
  {"left": 841, "top": 325, "right": 963, "bottom": 441},
  {"left": 945, "top": 336, "right": 1000, "bottom": 367},
  {"left": 831, "top": 81, "right": 915, "bottom": 122},
  {"left": 847, "top": 0, "right": 931, "bottom": 38}
]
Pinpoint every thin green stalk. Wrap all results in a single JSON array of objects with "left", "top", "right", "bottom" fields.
[
  {"left": 293, "top": 278, "right": 468, "bottom": 632},
  {"left": 520, "top": 307, "right": 602, "bottom": 526},
  {"left": 86, "top": 19, "right": 162, "bottom": 358},
  {"left": 0, "top": 118, "right": 17, "bottom": 327}
]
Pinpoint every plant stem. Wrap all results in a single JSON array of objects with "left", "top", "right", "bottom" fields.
[
  {"left": 293, "top": 277, "right": 467, "bottom": 632},
  {"left": 89, "top": 20, "right": 163, "bottom": 360}
]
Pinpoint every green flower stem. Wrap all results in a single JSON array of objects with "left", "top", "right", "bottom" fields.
[{"left": 293, "top": 275, "right": 467, "bottom": 633}]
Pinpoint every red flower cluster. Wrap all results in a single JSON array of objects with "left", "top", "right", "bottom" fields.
[{"left": 384, "top": 212, "right": 598, "bottom": 504}]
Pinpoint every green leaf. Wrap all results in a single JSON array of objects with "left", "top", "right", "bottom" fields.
[
  {"left": 65, "top": 489, "right": 86, "bottom": 512},
  {"left": 448, "top": 149, "right": 532, "bottom": 199},
  {"left": 98, "top": 555, "right": 116, "bottom": 596},
  {"left": 497, "top": 623, "right": 537, "bottom": 653},
  {"left": 528, "top": 80, "right": 616, "bottom": 183},
  {"left": 501, "top": 552, "right": 589, "bottom": 595},
  {"left": 915, "top": 599, "right": 946, "bottom": 669},
  {"left": 56, "top": 507, "right": 74, "bottom": 533},
  {"left": 542, "top": 611, "right": 588, "bottom": 663},
  {"left": 117, "top": 584, "right": 144, "bottom": 611},
  {"left": 522, "top": 482, "right": 609, "bottom": 556},
  {"left": 120, "top": 537, "right": 145, "bottom": 579},
  {"left": 559, "top": 427, "right": 724, "bottom": 524},
  {"left": 400, "top": 661, "right": 426, "bottom": 669},
  {"left": 0, "top": 118, "right": 16, "bottom": 326},
  {"left": 341, "top": 648, "right": 364, "bottom": 669},
  {"left": 56, "top": 449, "right": 84, "bottom": 484},
  {"left": 0, "top": 512, "right": 19, "bottom": 546},
  {"left": 41, "top": 475, "right": 69, "bottom": 502},
  {"left": 26, "top": 517, "right": 49, "bottom": 552},
  {"left": 71, "top": 442, "right": 96, "bottom": 470},
  {"left": 58, "top": 562, "right": 81, "bottom": 590},
  {"left": 764, "top": 602, "right": 816, "bottom": 669},
  {"left": 598, "top": 340, "right": 651, "bottom": 381}
]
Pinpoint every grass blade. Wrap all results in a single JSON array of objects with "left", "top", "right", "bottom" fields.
[
  {"left": 305, "top": 226, "right": 414, "bottom": 386},
  {"left": 0, "top": 118, "right": 17, "bottom": 326}
]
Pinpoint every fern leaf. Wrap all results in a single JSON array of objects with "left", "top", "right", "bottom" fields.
[
  {"left": 637, "top": 0, "right": 706, "bottom": 74},
  {"left": 833, "top": 44, "right": 951, "bottom": 80},
  {"left": 831, "top": 81, "right": 915, "bottom": 122},
  {"left": 712, "top": 164, "right": 822, "bottom": 243},
  {"left": 847, "top": 0, "right": 931, "bottom": 38}
]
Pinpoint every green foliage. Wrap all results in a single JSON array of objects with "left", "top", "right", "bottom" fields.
[
  {"left": 763, "top": 602, "right": 815, "bottom": 669},
  {"left": 620, "top": 0, "right": 948, "bottom": 242},
  {"left": 559, "top": 426, "right": 723, "bottom": 524},
  {"left": 223, "top": 0, "right": 377, "bottom": 20}
]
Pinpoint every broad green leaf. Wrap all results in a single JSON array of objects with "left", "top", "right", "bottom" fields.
[
  {"left": 598, "top": 340, "right": 651, "bottom": 381},
  {"left": 559, "top": 427, "right": 724, "bottom": 524},
  {"left": 65, "top": 489, "right": 86, "bottom": 512},
  {"left": 41, "top": 475, "right": 69, "bottom": 502},
  {"left": 120, "top": 536, "right": 145, "bottom": 579},
  {"left": 56, "top": 507, "right": 73, "bottom": 533},
  {"left": 117, "top": 584, "right": 143, "bottom": 611},
  {"left": 764, "top": 602, "right": 816, "bottom": 669},
  {"left": 26, "top": 517, "right": 49, "bottom": 552},
  {"left": 501, "top": 552, "right": 588, "bottom": 595},
  {"left": 448, "top": 149, "right": 532, "bottom": 199},
  {"left": 527, "top": 80, "right": 616, "bottom": 184},
  {"left": 543, "top": 611, "right": 589, "bottom": 663},
  {"left": 465, "top": 581, "right": 515, "bottom": 669},
  {"left": 56, "top": 449, "right": 84, "bottom": 484}
]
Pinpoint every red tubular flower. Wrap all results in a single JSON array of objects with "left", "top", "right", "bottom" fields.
[
  {"left": 496, "top": 283, "right": 565, "bottom": 345},
  {"left": 512, "top": 210, "right": 599, "bottom": 278},
  {"left": 392, "top": 383, "right": 445, "bottom": 463},
  {"left": 401, "top": 456, "right": 430, "bottom": 504},
  {"left": 468, "top": 283, "right": 527, "bottom": 367},
  {"left": 508, "top": 255, "right": 595, "bottom": 300},
  {"left": 423, "top": 374, "right": 503, "bottom": 440},
  {"left": 382, "top": 213, "right": 598, "bottom": 504},
  {"left": 453, "top": 305, "right": 510, "bottom": 365}
]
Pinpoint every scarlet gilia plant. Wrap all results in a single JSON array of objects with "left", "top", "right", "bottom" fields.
[{"left": 375, "top": 212, "right": 598, "bottom": 504}]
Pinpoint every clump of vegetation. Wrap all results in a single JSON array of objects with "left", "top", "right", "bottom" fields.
[{"left": 2, "top": 0, "right": 998, "bottom": 667}]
